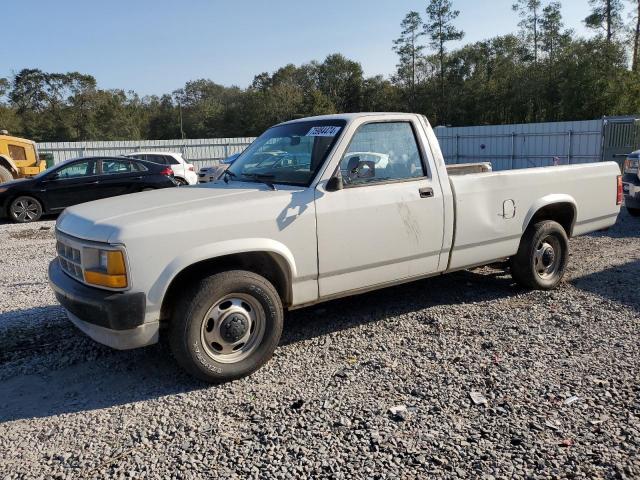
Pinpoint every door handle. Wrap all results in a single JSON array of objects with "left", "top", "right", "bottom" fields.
[{"left": 419, "top": 187, "right": 434, "bottom": 198}]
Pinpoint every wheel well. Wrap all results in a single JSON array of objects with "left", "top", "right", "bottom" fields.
[
  {"left": 160, "top": 251, "right": 292, "bottom": 324},
  {"left": 0, "top": 156, "right": 17, "bottom": 176},
  {"left": 528, "top": 202, "right": 576, "bottom": 237}
]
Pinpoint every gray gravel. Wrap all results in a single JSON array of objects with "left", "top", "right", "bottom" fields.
[{"left": 0, "top": 212, "right": 639, "bottom": 479}]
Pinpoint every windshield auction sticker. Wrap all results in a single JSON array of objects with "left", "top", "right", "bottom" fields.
[{"left": 306, "top": 126, "right": 342, "bottom": 137}]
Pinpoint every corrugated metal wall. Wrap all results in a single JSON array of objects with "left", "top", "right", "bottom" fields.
[
  {"left": 38, "top": 118, "right": 616, "bottom": 173},
  {"left": 434, "top": 119, "right": 603, "bottom": 171},
  {"left": 38, "top": 138, "right": 256, "bottom": 171}
]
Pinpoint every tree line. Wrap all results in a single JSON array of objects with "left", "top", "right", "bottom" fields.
[{"left": 1, "top": 0, "right": 639, "bottom": 142}]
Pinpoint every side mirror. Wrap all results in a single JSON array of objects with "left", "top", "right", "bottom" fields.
[
  {"left": 326, "top": 176, "right": 343, "bottom": 192},
  {"left": 47, "top": 172, "right": 60, "bottom": 181},
  {"left": 349, "top": 160, "right": 375, "bottom": 180}
]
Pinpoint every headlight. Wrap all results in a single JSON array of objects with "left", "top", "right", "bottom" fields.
[{"left": 84, "top": 248, "right": 128, "bottom": 289}]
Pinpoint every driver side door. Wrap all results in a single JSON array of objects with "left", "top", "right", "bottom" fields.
[
  {"left": 315, "top": 120, "right": 445, "bottom": 298},
  {"left": 42, "top": 159, "right": 99, "bottom": 211}
]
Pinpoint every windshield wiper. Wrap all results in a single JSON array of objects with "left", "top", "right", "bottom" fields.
[
  {"left": 242, "top": 173, "right": 277, "bottom": 191},
  {"left": 222, "top": 169, "right": 236, "bottom": 184}
]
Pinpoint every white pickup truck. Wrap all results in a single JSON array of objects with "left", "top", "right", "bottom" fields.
[{"left": 48, "top": 113, "right": 622, "bottom": 382}]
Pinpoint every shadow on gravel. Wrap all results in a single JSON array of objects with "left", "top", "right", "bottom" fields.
[
  {"left": 2, "top": 255, "right": 635, "bottom": 423},
  {"left": 281, "top": 267, "right": 518, "bottom": 347},
  {"left": 0, "top": 268, "right": 516, "bottom": 423},
  {"left": 571, "top": 259, "right": 640, "bottom": 313}
]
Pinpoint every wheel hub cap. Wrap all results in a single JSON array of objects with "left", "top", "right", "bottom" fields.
[
  {"left": 542, "top": 246, "right": 555, "bottom": 267},
  {"left": 534, "top": 236, "right": 561, "bottom": 280},
  {"left": 220, "top": 314, "right": 249, "bottom": 343},
  {"left": 200, "top": 294, "right": 266, "bottom": 364},
  {"left": 11, "top": 199, "right": 39, "bottom": 221}
]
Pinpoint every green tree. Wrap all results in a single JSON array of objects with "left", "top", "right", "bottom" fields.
[
  {"left": 540, "top": 2, "right": 572, "bottom": 61},
  {"left": 630, "top": 0, "right": 640, "bottom": 71},
  {"left": 585, "top": 0, "right": 625, "bottom": 42},
  {"left": 317, "top": 54, "right": 364, "bottom": 112},
  {"left": 512, "top": 0, "right": 542, "bottom": 62},
  {"left": 393, "top": 11, "right": 425, "bottom": 109},
  {"left": 424, "top": 0, "right": 464, "bottom": 121}
]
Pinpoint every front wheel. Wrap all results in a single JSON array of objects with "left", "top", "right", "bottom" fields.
[
  {"left": 9, "top": 196, "right": 43, "bottom": 223},
  {"left": 510, "top": 220, "right": 569, "bottom": 290},
  {"left": 627, "top": 207, "right": 640, "bottom": 217},
  {"left": 169, "top": 270, "right": 283, "bottom": 383}
]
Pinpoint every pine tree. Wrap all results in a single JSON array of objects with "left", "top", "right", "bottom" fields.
[
  {"left": 393, "top": 11, "right": 425, "bottom": 109},
  {"left": 513, "top": 0, "right": 542, "bottom": 62},
  {"left": 540, "top": 1, "right": 572, "bottom": 61},
  {"left": 585, "top": 0, "right": 624, "bottom": 42},
  {"left": 631, "top": 0, "right": 640, "bottom": 71},
  {"left": 423, "top": 0, "right": 464, "bottom": 109}
]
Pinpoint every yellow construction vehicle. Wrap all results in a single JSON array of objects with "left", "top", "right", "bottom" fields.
[{"left": 0, "top": 131, "right": 47, "bottom": 184}]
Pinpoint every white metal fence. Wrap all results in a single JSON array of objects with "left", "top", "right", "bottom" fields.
[
  {"left": 38, "top": 137, "right": 256, "bottom": 171},
  {"left": 434, "top": 119, "right": 604, "bottom": 171},
  {"left": 36, "top": 116, "right": 639, "bottom": 173}
]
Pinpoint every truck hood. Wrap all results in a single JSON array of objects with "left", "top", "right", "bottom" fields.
[{"left": 56, "top": 182, "right": 308, "bottom": 243}]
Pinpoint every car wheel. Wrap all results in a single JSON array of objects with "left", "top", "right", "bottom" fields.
[
  {"left": 627, "top": 207, "right": 640, "bottom": 217},
  {"left": 175, "top": 178, "right": 188, "bottom": 186},
  {"left": 169, "top": 270, "right": 283, "bottom": 383},
  {"left": 510, "top": 220, "right": 569, "bottom": 290},
  {"left": 0, "top": 166, "right": 13, "bottom": 184},
  {"left": 9, "top": 196, "right": 43, "bottom": 223}
]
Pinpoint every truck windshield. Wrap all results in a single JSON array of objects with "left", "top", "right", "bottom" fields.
[{"left": 226, "top": 120, "right": 346, "bottom": 187}]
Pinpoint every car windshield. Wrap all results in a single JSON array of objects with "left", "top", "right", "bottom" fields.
[{"left": 226, "top": 120, "right": 346, "bottom": 187}]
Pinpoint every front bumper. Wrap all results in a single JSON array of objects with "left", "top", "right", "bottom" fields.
[
  {"left": 48, "top": 259, "right": 158, "bottom": 349},
  {"left": 623, "top": 173, "right": 640, "bottom": 208}
]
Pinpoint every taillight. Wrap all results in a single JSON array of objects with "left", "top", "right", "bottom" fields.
[
  {"left": 160, "top": 167, "right": 173, "bottom": 176},
  {"left": 188, "top": 165, "right": 195, "bottom": 171},
  {"left": 616, "top": 175, "right": 623, "bottom": 205}
]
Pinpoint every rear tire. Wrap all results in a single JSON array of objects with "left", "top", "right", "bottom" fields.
[
  {"left": 510, "top": 220, "right": 569, "bottom": 290},
  {"left": 169, "top": 270, "right": 283, "bottom": 383},
  {"left": 9, "top": 196, "right": 43, "bottom": 223},
  {"left": 175, "top": 177, "right": 188, "bottom": 186},
  {"left": 627, "top": 207, "right": 640, "bottom": 217},
  {"left": 0, "top": 166, "right": 13, "bottom": 184}
]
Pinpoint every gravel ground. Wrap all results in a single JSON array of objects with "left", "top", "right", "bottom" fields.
[{"left": 0, "top": 212, "right": 639, "bottom": 479}]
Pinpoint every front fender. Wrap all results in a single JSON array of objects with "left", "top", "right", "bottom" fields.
[
  {"left": 522, "top": 193, "right": 577, "bottom": 234},
  {"left": 146, "top": 238, "right": 298, "bottom": 307}
]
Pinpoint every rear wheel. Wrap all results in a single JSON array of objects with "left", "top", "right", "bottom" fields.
[
  {"left": 627, "top": 207, "right": 640, "bottom": 217},
  {"left": 510, "top": 220, "right": 569, "bottom": 290},
  {"left": 169, "top": 270, "right": 283, "bottom": 383},
  {"left": 175, "top": 177, "right": 188, "bottom": 186},
  {"left": 9, "top": 196, "right": 43, "bottom": 223},
  {"left": 0, "top": 166, "right": 13, "bottom": 184}
]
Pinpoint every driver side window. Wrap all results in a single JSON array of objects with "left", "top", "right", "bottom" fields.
[
  {"left": 339, "top": 122, "right": 425, "bottom": 186},
  {"left": 56, "top": 161, "right": 94, "bottom": 179}
]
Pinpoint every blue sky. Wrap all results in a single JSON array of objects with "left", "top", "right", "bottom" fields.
[{"left": 4, "top": 0, "right": 599, "bottom": 96}]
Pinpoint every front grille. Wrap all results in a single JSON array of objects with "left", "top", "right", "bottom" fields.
[{"left": 56, "top": 240, "right": 83, "bottom": 280}]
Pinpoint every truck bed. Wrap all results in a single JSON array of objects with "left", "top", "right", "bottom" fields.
[{"left": 446, "top": 162, "right": 621, "bottom": 270}]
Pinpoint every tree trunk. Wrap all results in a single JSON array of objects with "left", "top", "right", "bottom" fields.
[
  {"left": 606, "top": 0, "right": 612, "bottom": 43},
  {"left": 634, "top": 1, "right": 640, "bottom": 72}
]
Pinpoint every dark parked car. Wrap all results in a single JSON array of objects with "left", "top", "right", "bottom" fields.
[{"left": 0, "top": 156, "right": 178, "bottom": 223}]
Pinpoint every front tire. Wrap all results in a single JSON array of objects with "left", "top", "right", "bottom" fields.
[
  {"left": 9, "top": 196, "right": 43, "bottom": 223},
  {"left": 175, "top": 177, "right": 188, "bottom": 186},
  {"left": 510, "top": 220, "right": 569, "bottom": 290},
  {"left": 169, "top": 270, "right": 283, "bottom": 383},
  {"left": 0, "top": 166, "right": 13, "bottom": 184},
  {"left": 627, "top": 207, "right": 640, "bottom": 217}
]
